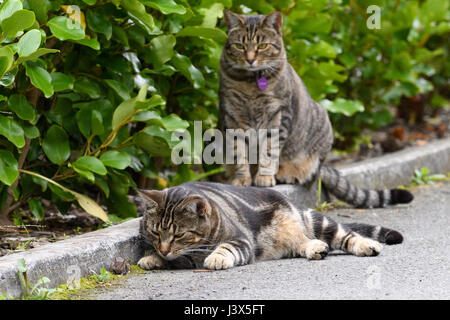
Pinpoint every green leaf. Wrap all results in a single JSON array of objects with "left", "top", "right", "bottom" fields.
[
  {"left": 320, "top": 98, "right": 365, "bottom": 116},
  {"left": 73, "top": 156, "right": 107, "bottom": 175},
  {"left": 0, "top": 150, "right": 18, "bottom": 186},
  {"left": 51, "top": 72, "right": 75, "bottom": 92},
  {"left": 28, "top": 199, "right": 44, "bottom": 220},
  {"left": 7, "top": 94, "right": 36, "bottom": 122},
  {"left": 121, "top": 0, "right": 155, "bottom": 33},
  {"left": 135, "top": 94, "right": 165, "bottom": 110},
  {"left": 111, "top": 84, "right": 148, "bottom": 130},
  {"left": 295, "top": 13, "right": 332, "bottom": 33},
  {"left": 82, "top": 0, "right": 97, "bottom": 5},
  {"left": 104, "top": 79, "right": 131, "bottom": 101},
  {"left": 308, "top": 41, "right": 336, "bottom": 58},
  {"left": 141, "top": 0, "right": 186, "bottom": 15},
  {"left": 199, "top": 3, "right": 224, "bottom": 28},
  {"left": 70, "top": 38, "right": 101, "bottom": 50},
  {"left": 24, "top": 62, "right": 54, "bottom": 98},
  {"left": 49, "top": 183, "right": 74, "bottom": 201},
  {"left": 91, "top": 110, "right": 104, "bottom": 136},
  {"left": 0, "top": 46, "right": 14, "bottom": 78},
  {"left": 0, "top": 68, "right": 17, "bottom": 86},
  {"left": 18, "top": 29, "right": 41, "bottom": 57},
  {"left": 95, "top": 175, "right": 110, "bottom": 198},
  {"left": 176, "top": 26, "right": 227, "bottom": 43},
  {"left": 27, "top": 0, "right": 47, "bottom": 23},
  {"left": 1, "top": 9, "right": 35, "bottom": 38},
  {"left": 0, "top": 0, "right": 22, "bottom": 21},
  {"left": 0, "top": 114, "right": 25, "bottom": 147},
  {"left": 86, "top": 9, "right": 112, "bottom": 39},
  {"left": 161, "top": 114, "right": 189, "bottom": 131},
  {"left": 170, "top": 53, "right": 204, "bottom": 89},
  {"left": 16, "top": 48, "right": 59, "bottom": 64},
  {"left": 22, "top": 124, "right": 40, "bottom": 139},
  {"left": 100, "top": 151, "right": 131, "bottom": 169},
  {"left": 76, "top": 108, "right": 92, "bottom": 138},
  {"left": 134, "top": 125, "right": 180, "bottom": 156},
  {"left": 42, "top": 125, "right": 70, "bottom": 165},
  {"left": 149, "top": 35, "right": 176, "bottom": 67},
  {"left": 72, "top": 166, "right": 95, "bottom": 181},
  {"left": 112, "top": 25, "right": 129, "bottom": 47},
  {"left": 73, "top": 77, "right": 101, "bottom": 99},
  {"left": 47, "top": 16, "right": 85, "bottom": 41}
]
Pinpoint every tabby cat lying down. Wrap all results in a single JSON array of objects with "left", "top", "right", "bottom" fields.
[{"left": 137, "top": 182, "right": 403, "bottom": 270}]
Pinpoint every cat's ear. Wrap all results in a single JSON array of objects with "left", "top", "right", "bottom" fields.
[
  {"left": 223, "top": 10, "right": 245, "bottom": 31},
  {"left": 184, "top": 197, "right": 211, "bottom": 217},
  {"left": 136, "top": 189, "right": 166, "bottom": 208},
  {"left": 261, "top": 11, "right": 283, "bottom": 34}
]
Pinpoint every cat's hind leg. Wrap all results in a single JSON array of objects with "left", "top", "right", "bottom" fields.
[
  {"left": 305, "top": 209, "right": 384, "bottom": 257},
  {"left": 257, "top": 209, "right": 329, "bottom": 261},
  {"left": 298, "top": 239, "right": 330, "bottom": 260}
]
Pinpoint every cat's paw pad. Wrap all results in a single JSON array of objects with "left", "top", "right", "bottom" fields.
[
  {"left": 305, "top": 240, "right": 329, "bottom": 260},
  {"left": 352, "top": 238, "right": 382, "bottom": 256},
  {"left": 231, "top": 176, "right": 252, "bottom": 187},
  {"left": 204, "top": 253, "right": 234, "bottom": 270},
  {"left": 253, "top": 175, "right": 276, "bottom": 187},
  {"left": 137, "top": 255, "right": 166, "bottom": 270}
]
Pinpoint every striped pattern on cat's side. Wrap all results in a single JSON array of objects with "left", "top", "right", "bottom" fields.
[{"left": 137, "top": 182, "right": 403, "bottom": 270}]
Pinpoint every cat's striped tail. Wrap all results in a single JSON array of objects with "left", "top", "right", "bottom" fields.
[
  {"left": 318, "top": 165, "right": 413, "bottom": 208},
  {"left": 344, "top": 223, "right": 404, "bottom": 245}
]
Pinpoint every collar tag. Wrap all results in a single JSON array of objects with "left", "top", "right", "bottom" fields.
[{"left": 256, "top": 76, "right": 268, "bottom": 90}]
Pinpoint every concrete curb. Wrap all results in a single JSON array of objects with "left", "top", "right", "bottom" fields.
[{"left": 1, "top": 138, "right": 450, "bottom": 298}]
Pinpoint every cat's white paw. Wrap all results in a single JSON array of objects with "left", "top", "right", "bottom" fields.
[
  {"left": 231, "top": 176, "right": 252, "bottom": 187},
  {"left": 137, "top": 255, "right": 166, "bottom": 270},
  {"left": 253, "top": 175, "right": 276, "bottom": 187},
  {"left": 352, "top": 238, "right": 382, "bottom": 256},
  {"left": 305, "top": 240, "right": 329, "bottom": 260},
  {"left": 204, "top": 252, "right": 235, "bottom": 270}
]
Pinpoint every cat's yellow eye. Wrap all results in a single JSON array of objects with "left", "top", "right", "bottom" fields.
[
  {"left": 258, "top": 43, "right": 269, "bottom": 50},
  {"left": 234, "top": 43, "right": 245, "bottom": 50}
]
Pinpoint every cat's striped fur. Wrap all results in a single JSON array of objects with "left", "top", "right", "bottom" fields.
[
  {"left": 137, "top": 182, "right": 403, "bottom": 270},
  {"left": 219, "top": 10, "right": 413, "bottom": 208}
]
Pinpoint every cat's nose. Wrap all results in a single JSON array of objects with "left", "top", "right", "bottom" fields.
[
  {"left": 159, "top": 249, "right": 169, "bottom": 256},
  {"left": 246, "top": 58, "right": 255, "bottom": 65}
]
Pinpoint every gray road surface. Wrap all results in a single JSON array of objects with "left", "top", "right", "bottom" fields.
[{"left": 90, "top": 182, "right": 450, "bottom": 300}]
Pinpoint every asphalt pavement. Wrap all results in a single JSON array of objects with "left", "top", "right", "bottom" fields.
[{"left": 89, "top": 182, "right": 450, "bottom": 300}]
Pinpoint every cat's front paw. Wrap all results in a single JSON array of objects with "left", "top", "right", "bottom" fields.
[
  {"left": 253, "top": 175, "right": 276, "bottom": 187},
  {"left": 305, "top": 240, "right": 329, "bottom": 260},
  {"left": 351, "top": 238, "right": 382, "bottom": 257},
  {"left": 137, "top": 255, "right": 167, "bottom": 270},
  {"left": 204, "top": 253, "right": 235, "bottom": 270},
  {"left": 231, "top": 176, "right": 252, "bottom": 187},
  {"left": 275, "top": 173, "right": 297, "bottom": 184}
]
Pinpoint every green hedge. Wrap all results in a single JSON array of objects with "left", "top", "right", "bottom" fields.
[{"left": 0, "top": 0, "right": 448, "bottom": 222}]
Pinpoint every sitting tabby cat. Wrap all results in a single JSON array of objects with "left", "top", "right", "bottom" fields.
[
  {"left": 137, "top": 182, "right": 403, "bottom": 270},
  {"left": 219, "top": 10, "right": 413, "bottom": 208}
]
